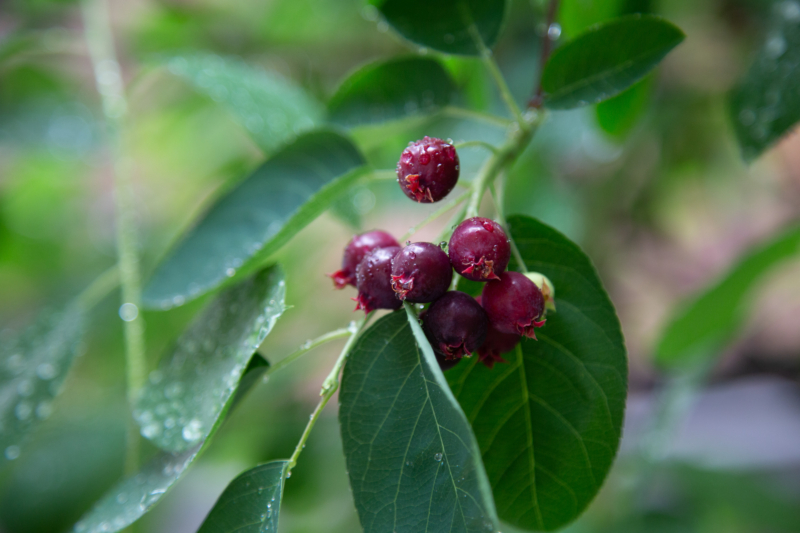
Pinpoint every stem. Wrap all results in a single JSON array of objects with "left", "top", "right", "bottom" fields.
[
  {"left": 76, "top": 266, "right": 120, "bottom": 310},
  {"left": 453, "top": 140, "right": 499, "bottom": 155},
  {"left": 442, "top": 106, "right": 512, "bottom": 129},
  {"left": 530, "top": 0, "right": 561, "bottom": 108},
  {"left": 490, "top": 183, "right": 527, "bottom": 272},
  {"left": 82, "top": 0, "right": 146, "bottom": 474},
  {"left": 266, "top": 327, "right": 352, "bottom": 376},
  {"left": 401, "top": 188, "right": 471, "bottom": 242}
]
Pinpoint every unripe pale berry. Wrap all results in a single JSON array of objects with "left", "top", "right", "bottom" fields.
[
  {"left": 391, "top": 242, "right": 452, "bottom": 303},
  {"left": 329, "top": 230, "right": 399, "bottom": 289},
  {"left": 396, "top": 136, "right": 459, "bottom": 203},
  {"left": 481, "top": 271, "right": 546, "bottom": 338},
  {"left": 354, "top": 246, "right": 402, "bottom": 314},
  {"left": 449, "top": 217, "right": 510, "bottom": 282},
  {"left": 423, "top": 291, "right": 488, "bottom": 360}
]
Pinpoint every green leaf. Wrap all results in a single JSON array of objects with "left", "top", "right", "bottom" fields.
[
  {"left": 197, "top": 461, "right": 289, "bottom": 533},
  {"left": 372, "top": 0, "right": 509, "bottom": 56},
  {"left": 655, "top": 224, "right": 800, "bottom": 370},
  {"left": 328, "top": 57, "right": 457, "bottom": 126},
  {"left": 729, "top": 3, "right": 800, "bottom": 161},
  {"left": 142, "top": 130, "right": 366, "bottom": 309},
  {"left": 560, "top": 0, "right": 623, "bottom": 38},
  {"left": 339, "top": 310, "right": 499, "bottom": 533},
  {"left": 446, "top": 215, "right": 628, "bottom": 532},
  {"left": 165, "top": 53, "right": 324, "bottom": 153},
  {"left": 136, "top": 266, "right": 284, "bottom": 453},
  {"left": 1, "top": 305, "right": 85, "bottom": 466},
  {"left": 542, "top": 15, "right": 684, "bottom": 109},
  {"left": 595, "top": 75, "right": 653, "bottom": 137}
]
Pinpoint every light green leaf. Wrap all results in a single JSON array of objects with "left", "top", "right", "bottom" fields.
[
  {"left": 729, "top": 2, "right": 800, "bottom": 161},
  {"left": 1, "top": 305, "right": 85, "bottom": 466},
  {"left": 447, "top": 215, "right": 628, "bottom": 531},
  {"left": 595, "top": 75, "right": 653, "bottom": 137},
  {"left": 560, "top": 0, "right": 623, "bottom": 38},
  {"left": 542, "top": 15, "right": 684, "bottom": 109},
  {"left": 165, "top": 53, "right": 324, "bottom": 153},
  {"left": 197, "top": 461, "right": 289, "bottom": 533},
  {"left": 136, "top": 266, "right": 284, "bottom": 453},
  {"left": 371, "top": 0, "right": 509, "bottom": 56},
  {"left": 656, "top": 224, "right": 800, "bottom": 369},
  {"left": 328, "top": 57, "right": 457, "bottom": 126},
  {"left": 142, "top": 130, "right": 366, "bottom": 309},
  {"left": 339, "top": 310, "right": 498, "bottom": 533}
]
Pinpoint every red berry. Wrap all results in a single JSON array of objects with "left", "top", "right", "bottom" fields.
[
  {"left": 396, "top": 136, "right": 459, "bottom": 203},
  {"left": 474, "top": 296, "right": 520, "bottom": 369},
  {"left": 449, "top": 217, "right": 510, "bottom": 282},
  {"left": 391, "top": 242, "right": 452, "bottom": 303},
  {"left": 481, "top": 271, "right": 546, "bottom": 338},
  {"left": 423, "top": 291, "right": 488, "bottom": 360},
  {"left": 353, "top": 246, "right": 402, "bottom": 314},
  {"left": 329, "top": 230, "right": 399, "bottom": 289}
]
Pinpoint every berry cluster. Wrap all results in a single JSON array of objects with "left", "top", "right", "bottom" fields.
[{"left": 327, "top": 137, "right": 551, "bottom": 370}]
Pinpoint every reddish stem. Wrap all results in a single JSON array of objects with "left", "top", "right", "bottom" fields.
[{"left": 529, "top": 0, "right": 561, "bottom": 109}]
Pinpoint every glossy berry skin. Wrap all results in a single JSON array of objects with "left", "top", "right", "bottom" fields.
[
  {"left": 329, "top": 230, "right": 399, "bottom": 289},
  {"left": 396, "top": 136, "right": 459, "bottom": 203},
  {"left": 474, "top": 296, "right": 520, "bottom": 369},
  {"left": 354, "top": 246, "right": 402, "bottom": 314},
  {"left": 391, "top": 242, "right": 452, "bottom": 303},
  {"left": 423, "top": 291, "right": 488, "bottom": 360},
  {"left": 481, "top": 271, "right": 546, "bottom": 338},
  {"left": 449, "top": 217, "right": 510, "bottom": 282}
]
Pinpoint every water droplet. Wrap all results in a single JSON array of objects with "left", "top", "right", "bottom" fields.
[
  {"left": 182, "top": 418, "right": 203, "bottom": 442},
  {"left": 782, "top": 1, "right": 800, "bottom": 21},
  {"left": 116, "top": 493, "right": 128, "bottom": 504},
  {"left": 226, "top": 268, "right": 236, "bottom": 277},
  {"left": 766, "top": 33, "right": 787, "bottom": 58},
  {"left": 16, "top": 379, "right": 34, "bottom": 397},
  {"left": 119, "top": 302, "right": 139, "bottom": 322},
  {"left": 142, "top": 423, "right": 162, "bottom": 439},
  {"left": 6, "top": 353, "right": 24, "bottom": 373},
  {"left": 547, "top": 23, "right": 562, "bottom": 40},
  {"left": 36, "top": 362, "right": 57, "bottom": 380},
  {"left": 35, "top": 401, "right": 52, "bottom": 419},
  {"left": 434, "top": 452, "right": 443, "bottom": 461},
  {"left": 15, "top": 402, "right": 32, "bottom": 420},
  {"left": 164, "top": 417, "right": 176, "bottom": 429},
  {"left": 149, "top": 370, "right": 164, "bottom": 384},
  {"left": 165, "top": 382, "right": 184, "bottom": 399},
  {"left": 172, "top": 295, "right": 185, "bottom": 307},
  {"left": 5, "top": 445, "right": 20, "bottom": 460}
]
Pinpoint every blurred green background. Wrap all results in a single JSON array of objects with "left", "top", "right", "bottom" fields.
[{"left": 1, "top": 0, "right": 800, "bottom": 532}]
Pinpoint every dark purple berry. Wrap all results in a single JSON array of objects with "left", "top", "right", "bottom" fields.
[
  {"left": 449, "top": 217, "right": 510, "bottom": 282},
  {"left": 391, "top": 242, "right": 452, "bottom": 303},
  {"left": 436, "top": 350, "right": 461, "bottom": 372},
  {"left": 474, "top": 296, "right": 520, "bottom": 369},
  {"left": 423, "top": 291, "right": 487, "bottom": 360},
  {"left": 329, "top": 230, "right": 399, "bottom": 289},
  {"left": 354, "top": 246, "right": 402, "bottom": 314},
  {"left": 396, "top": 136, "right": 459, "bottom": 203},
  {"left": 481, "top": 271, "right": 546, "bottom": 338}
]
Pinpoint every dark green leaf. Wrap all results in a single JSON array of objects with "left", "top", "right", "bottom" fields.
[
  {"left": 447, "top": 215, "right": 628, "bottom": 531},
  {"left": 1, "top": 305, "right": 85, "bottom": 466},
  {"left": 655, "top": 225, "right": 800, "bottom": 369},
  {"left": 142, "top": 130, "right": 366, "bottom": 309},
  {"left": 339, "top": 310, "right": 499, "bottom": 533},
  {"left": 595, "top": 75, "right": 652, "bottom": 137},
  {"left": 542, "top": 15, "right": 684, "bottom": 109},
  {"left": 165, "top": 54, "right": 324, "bottom": 153},
  {"left": 328, "top": 57, "right": 456, "bottom": 126},
  {"left": 729, "top": 3, "right": 800, "bottom": 161},
  {"left": 136, "top": 267, "right": 284, "bottom": 453},
  {"left": 197, "top": 461, "right": 289, "bottom": 533},
  {"left": 372, "top": 0, "right": 509, "bottom": 56}
]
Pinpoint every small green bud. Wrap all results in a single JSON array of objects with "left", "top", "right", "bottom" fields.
[{"left": 523, "top": 272, "right": 556, "bottom": 313}]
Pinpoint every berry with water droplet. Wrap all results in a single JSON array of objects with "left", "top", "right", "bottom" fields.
[
  {"left": 391, "top": 242, "right": 452, "bottom": 303},
  {"left": 481, "top": 271, "right": 545, "bottom": 338},
  {"left": 328, "top": 230, "right": 399, "bottom": 289},
  {"left": 449, "top": 217, "right": 510, "bottom": 281},
  {"left": 396, "top": 136, "right": 459, "bottom": 203},
  {"left": 354, "top": 246, "right": 402, "bottom": 314},
  {"left": 423, "top": 291, "right": 487, "bottom": 360}
]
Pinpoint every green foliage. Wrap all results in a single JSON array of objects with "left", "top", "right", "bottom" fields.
[
  {"left": 595, "top": 76, "right": 652, "bottom": 137},
  {"left": 655, "top": 224, "right": 800, "bottom": 370},
  {"left": 0, "top": 305, "right": 85, "bottom": 466},
  {"left": 142, "top": 130, "right": 366, "bottom": 309},
  {"left": 328, "top": 57, "right": 457, "bottom": 126},
  {"left": 339, "top": 310, "right": 498, "bottom": 533},
  {"left": 559, "top": 0, "right": 623, "bottom": 38},
  {"left": 447, "top": 215, "right": 627, "bottom": 532},
  {"left": 371, "top": 0, "right": 509, "bottom": 55},
  {"left": 729, "top": 2, "right": 800, "bottom": 161},
  {"left": 198, "top": 461, "right": 289, "bottom": 533},
  {"left": 541, "top": 15, "right": 684, "bottom": 109}
]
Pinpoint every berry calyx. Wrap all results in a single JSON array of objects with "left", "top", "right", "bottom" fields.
[
  {"left": 481, "top": 271, "right": 546, "bottom": 338},
  {"left": 390, "top": 242, "right": 452, "bottom": 303},
  {"left": 396, "top": 136, "right": 459, "bottom": 204},
  {"left": 328, "top": 230, "right": 399, "bottom": 289},
  {"left": 449, "top": 217, "right": 511, "bottom": 282},
  {"left": 354, "top": 246, "right": 402, "bottom": 314},
  {"left": 423, "top": 291, "right": 488, "bottom": 360},
  {"left": 474, "top": 296, "right": 520, "bottom": 369}
]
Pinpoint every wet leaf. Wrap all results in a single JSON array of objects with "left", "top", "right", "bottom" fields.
[
  {"left": 0, "top": 305, "right": 85, "bottom": 467},
  {"left": 328, "top": 57, "right": 457, "bottom": 126},
  {"left": 371, "top": 0, "right": 509, "bottom": 56},
  {"left": 729, "top": 2, "right": 800, "bottom": 161},
  {"left": 446, "top": 215, "right": 628, "bottom": 531},
  {"left": 142, "top": 130, "right": 366, "bottom": 309},
  {"left": 542, "top": 15, "right": 684, "bottom": 109},
  {"left": 656, "top": 224, "right": 800, "bottom": 369},
  {"left": 197, "top": 461, "right": 289, "bottom": 533},
  {"left": 165, "top": 53, "right": 324, "bottom": 153},
  {"left": 339, "top": 309, "right": 499, "bottom": 533},
  {"left": 136, "top": 266, "right": 284, "bottom": 453}
]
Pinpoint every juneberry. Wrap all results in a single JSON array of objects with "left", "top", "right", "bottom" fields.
[
  {"left": 423, "top": 291, "right": 488, "bottom": 360},
  {"left": 329, "top": 230, "right": 399, "bottom": 289},
  {"left": 391, "top": 242, "right": 452, "bottom": 303},
  {"left": 474, "top": 296, "right": 520, "bottom": 369},
  {"left": 449, "top": 217, "right": 510, "bottom": 282},
  {"left": 396, "top": 136, "right": 459, "bottom": 203},
  {"left": 353, "top": 246, "right": 402, "bottom": 314},
  {"left": 481, "top": 271, "right": 546, "bottom": 338}
]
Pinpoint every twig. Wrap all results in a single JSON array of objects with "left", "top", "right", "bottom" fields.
[{"left": 530, "top": 0, "right": 561, "bottom": 108}]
